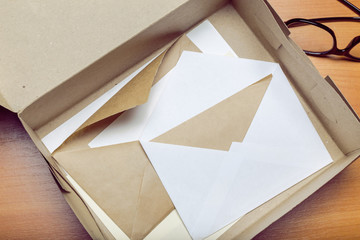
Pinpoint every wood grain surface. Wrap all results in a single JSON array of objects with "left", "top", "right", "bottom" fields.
[
  {"left": 255, "top": 0, "right": 360, "bottom": 239},
  {"left": 0, "top": 0, "right": 359, "bottom": 239}
]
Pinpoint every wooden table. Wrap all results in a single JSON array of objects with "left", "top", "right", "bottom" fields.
[{"left": 1, "top": 0, "right": 359, "bottom": 239}]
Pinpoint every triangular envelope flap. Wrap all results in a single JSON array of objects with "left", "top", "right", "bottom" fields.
[
  {"left": 78, "top": 51, "right": 167, "bottom": 130},
  {"left": 42, "top": 49, "right": 168, "bottom": 154},
  {"left": 151, "top": 75, "right": 272, "bottom": 150},
  {"left": 53, "top": 141, "right": 174, "bottom": 240}
]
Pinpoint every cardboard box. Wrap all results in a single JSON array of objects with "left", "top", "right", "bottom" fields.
[{"left": 1, "top": 0, "right": 359, "bottom": 239}]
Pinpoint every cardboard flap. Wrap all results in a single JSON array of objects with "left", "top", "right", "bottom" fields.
[{"left": 0, "top": 0, "right": 190, "bottom": 112}]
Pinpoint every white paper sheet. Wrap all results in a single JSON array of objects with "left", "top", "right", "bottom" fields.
[{"left": 139, "top": 53, "right": 332, "bottom": 240}]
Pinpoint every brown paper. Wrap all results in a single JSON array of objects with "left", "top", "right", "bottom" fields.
[
  {"left": 152, "top": 75, "right": 272, "bottom": 150},
  {"left": 54, "top": 141, "right": 174, "bottom": 240},
  {"left": 79, "top": 51, "right": 167, "bottom": 130}
]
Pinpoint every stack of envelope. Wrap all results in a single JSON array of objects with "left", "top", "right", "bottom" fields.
[{"left": 42, "top": 19, "right": 332, "bottom": 240}]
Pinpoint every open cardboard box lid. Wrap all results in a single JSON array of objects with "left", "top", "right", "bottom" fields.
[
  {"left": 1, "top": 0, "right": 360, "bottom": 239},
  {"left": 0, "top": 0, "right": 193, "bottom": 112}
]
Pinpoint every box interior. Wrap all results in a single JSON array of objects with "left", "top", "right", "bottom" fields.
[{"left": 15, "top": 0, "right": 360, "bottom": 239}]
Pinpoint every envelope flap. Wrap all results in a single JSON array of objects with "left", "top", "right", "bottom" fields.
[
  {"left": 78, "top": 51, "right": 167, "bottom": 130},
  {"left": 152, "top": 75, "right": 272, "bottom": 150},
  {"left": 0, "top": 0, "right": 189, "bottom": 112},
  {"left": 54, "top": 141, "right": 174, "bottom": 240}
]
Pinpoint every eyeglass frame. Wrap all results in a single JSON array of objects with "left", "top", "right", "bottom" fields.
[{"left": 284, "top": 0, "right": 360, "bottom": 61}]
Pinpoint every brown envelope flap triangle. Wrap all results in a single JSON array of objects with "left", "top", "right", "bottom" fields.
[
  {"left": 79, "top": 51, "right": 167, "bottom": 130},
  {"left": 53, "top": 141, "right": 174, "bottom": 240},
  {"left": 151, "top": 75, "right": 272, "bottom": 151}
]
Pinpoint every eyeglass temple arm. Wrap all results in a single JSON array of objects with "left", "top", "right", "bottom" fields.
[{"left": 338, "top": 0, "right": 360, "bottom": 16}]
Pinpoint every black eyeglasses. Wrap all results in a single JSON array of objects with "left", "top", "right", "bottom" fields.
[{"left": 285, "top": 0, "right": 360, "bottom": 61}]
